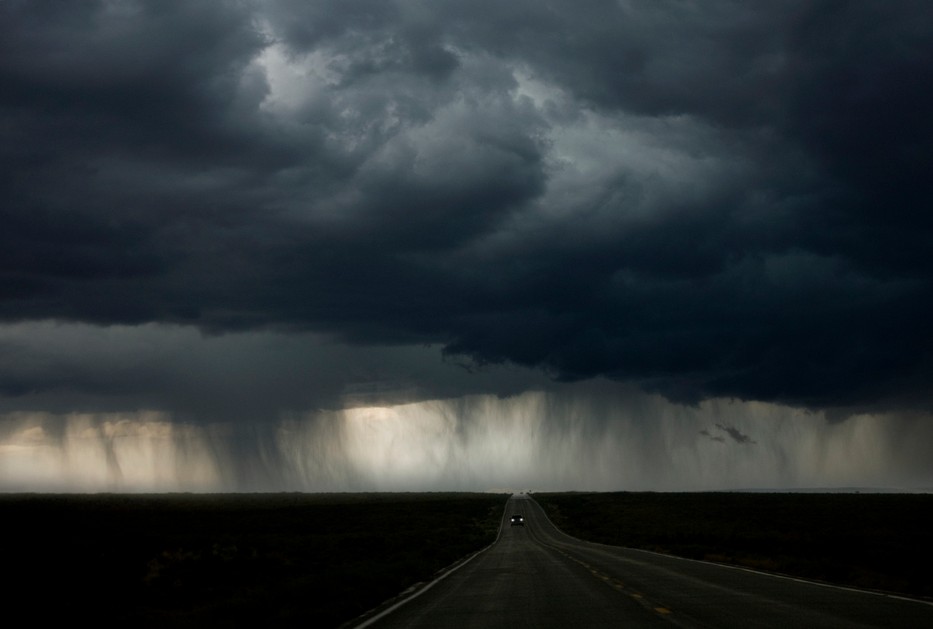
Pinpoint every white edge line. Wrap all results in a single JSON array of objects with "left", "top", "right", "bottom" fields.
[
  {"left": 349, "top": 503, "right": 509, "bottom": 628},
  {"left": 528, "top": 495, "right": 933, "bottom": 608}
]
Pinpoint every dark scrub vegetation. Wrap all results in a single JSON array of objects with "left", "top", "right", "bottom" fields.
[
  {"left": 2, "top": 492, "right": 507, "bottom": 628},
  {"left": 533, "top": 491, "right": 933, "bottom": 601},
  {"left": 10, "top": 490, "right": 930, "bottom": 627}
]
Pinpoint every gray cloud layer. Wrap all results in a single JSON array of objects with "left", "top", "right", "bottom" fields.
[{"left": 2, "top": 0, "right": 932, "bottom": 414}]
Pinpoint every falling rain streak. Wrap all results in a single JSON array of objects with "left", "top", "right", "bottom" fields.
[{"left": 3, "top": 389, "right": 932, "bottom": 493}]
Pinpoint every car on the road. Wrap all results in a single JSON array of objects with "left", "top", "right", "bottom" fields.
[{"left": 510, "top": 514, "right": 524, "bottom": 526}]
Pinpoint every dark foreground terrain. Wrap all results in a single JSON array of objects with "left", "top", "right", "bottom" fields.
[
  {"left": 6, "top": 491, "right": 931, "bottom": 628},
  {"left": 532, "top": 491, "right": 933, "bottom": 602},
  {"left": 3, "top": 492, "right": 506, "bottom": 628},
  {"left": 354, "top": 494, "right": 933, "bottom": 629}
]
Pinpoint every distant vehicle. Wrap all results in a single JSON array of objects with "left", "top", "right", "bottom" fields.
[{"left": 510, "top": 514, "right": 524, "bottom": 526}]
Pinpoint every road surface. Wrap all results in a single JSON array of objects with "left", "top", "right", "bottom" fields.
[{"left": 351, "top": 493, "right": 933, "bottom": 628}]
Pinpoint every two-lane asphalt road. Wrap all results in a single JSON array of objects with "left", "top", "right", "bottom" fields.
[{"left": 354, "top": 494, "right": 933, "bottom": 628}]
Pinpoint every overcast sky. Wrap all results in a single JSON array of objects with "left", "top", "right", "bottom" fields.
[{"left": 2, "top": 1, "right": 932, "bottom": 492}]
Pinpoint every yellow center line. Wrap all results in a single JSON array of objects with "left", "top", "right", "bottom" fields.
[{"left": 552, "top": 545, "right": 673, "bottom": 617}]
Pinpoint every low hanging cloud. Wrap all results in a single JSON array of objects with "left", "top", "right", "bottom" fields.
[
  {"left": 2, "top": 0, "right": 933, "bottom": 450},
  {"left": 700, "top": 423, "right": 757, "bottom": 446},
  {"left": 718, "top": 424, "right": 756, "bottom": 445}
]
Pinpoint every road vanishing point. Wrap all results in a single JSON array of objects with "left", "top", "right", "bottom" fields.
[{"left": 351, "top": 493, "right": 933, "bottom": 628}]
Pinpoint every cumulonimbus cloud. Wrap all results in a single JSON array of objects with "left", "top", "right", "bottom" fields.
[{"left": 1, "top": 0, "right": 932, "bottom": 416}]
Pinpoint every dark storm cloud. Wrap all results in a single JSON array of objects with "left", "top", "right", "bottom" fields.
[
  {"left": 2, "top": 0, "right": 932, "bottom": 414},
  {"left": 0, "top": 323, "right": 553, "bottom": 424}
]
